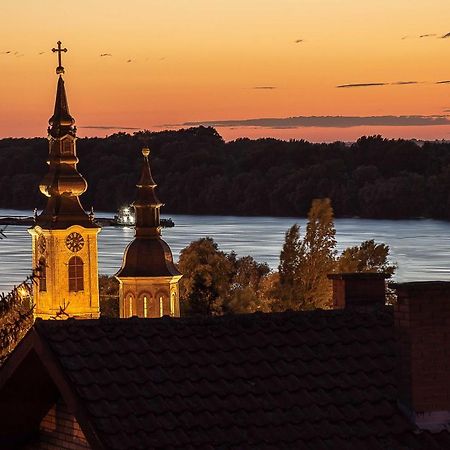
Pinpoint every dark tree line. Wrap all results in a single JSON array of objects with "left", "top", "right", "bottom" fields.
[{"left": 1, "top": 128, "right": 450, "bottom": 219}]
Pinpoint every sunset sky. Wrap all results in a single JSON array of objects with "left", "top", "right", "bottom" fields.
[{"left": 1, "top": 0, "right": 450, "bottom": 142}]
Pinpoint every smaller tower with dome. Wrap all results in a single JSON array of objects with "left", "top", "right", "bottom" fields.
[{"left": 115, "top": 148, "right": 182, "bottom": 318}]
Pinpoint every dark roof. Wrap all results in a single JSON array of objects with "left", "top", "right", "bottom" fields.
[
  {"left": 116, "top": 237, "right": 181, "bottom": 278},
  {"left": 2, "top": 310, "right": 450, "bottom": 449},
  {"left": 34, "top": 195, "right": 99, "bottom": 230}
]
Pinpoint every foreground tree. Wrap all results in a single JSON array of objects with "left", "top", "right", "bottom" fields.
[
  {"left": 178, "top": 238, "right": 234, "bottom": 316},
  {"left": 99, "top": 275, "right": 120, "bottom": 318},
  {"left": 222, "top": 254, "right": 271, "bottom": 313},
  {"left": 300, "top": 198, "right": 337, "bottom": 308},
  {"left": 336, "top": 239, "right": 397, "bottom": 275},
  {"left": 277, "top": 224, "right": 303, "bottom": 309},
  {"left": 276, "top": 198, "right": 398, "bottom": 312},
  {"left": 178, "top": 238, "right": 272, "bottom": 316},
  {"left": 277, "top": 198, "right": 337, "bottom": 310}
]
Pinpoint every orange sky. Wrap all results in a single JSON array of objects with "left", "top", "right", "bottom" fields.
[{"left": 1, "top": 0, "right": 450, "bottom": 142}]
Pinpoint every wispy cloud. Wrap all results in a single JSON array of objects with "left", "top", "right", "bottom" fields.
[
  {"left": 441, "top": 32, "right": 450, "bottom": 39},
  {"left": 100, "top": 53, "right": 112, "bottom": 57},
  {"left": 402, "top": 33, "right": 444, "bottom": 40},
  {"left": 294, "top": 39, "right": 304, "bottom": 44},
  {"left": 252, "top": 86, "right": 277, "bottom": 90},
  {"left": 337, "top": 83, "right": 387, "bottom": 88},
  {"left": 391, "top": 81, "right": 419, "bottom": 85},
  {"left": 337, "top": 81, "right": 425, "bottom": 88},
  {"left": 79, "top": 125, "right": 142, "bottom": 131},
  {"left": 436, "top": 80, "right": 450, "bottom": 84},
  {"left": 175, "top": 115, "right": 450, "bottom": 129}
]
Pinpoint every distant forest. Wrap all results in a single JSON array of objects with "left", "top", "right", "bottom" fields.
[{"left": 2, "top": 126, "right": 450, "bottom": 219}]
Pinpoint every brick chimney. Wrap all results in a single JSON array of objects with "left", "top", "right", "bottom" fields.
[
  {"left": 393, "top": 281, "right": 450, "bottom": 431},
  {"left": 327, "top": 273, "right": 389, "bottom": 310}
]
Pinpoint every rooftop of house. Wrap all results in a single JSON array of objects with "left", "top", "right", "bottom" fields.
[{"left": 1, "top": 305, "right": 450, "bottom": 449}]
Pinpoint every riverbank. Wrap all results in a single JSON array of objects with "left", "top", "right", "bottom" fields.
[{"left": 0, "top": 215, "right": 175, "bottom": 228}]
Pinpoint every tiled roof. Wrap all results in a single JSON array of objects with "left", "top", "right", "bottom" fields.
[{"left": 33, "top": 310, "right": 450, "bottom": 449}]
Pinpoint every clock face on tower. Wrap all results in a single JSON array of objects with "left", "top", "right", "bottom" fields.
[
  {"left": 65, "top": 232, "right": 84, "bottom": 252},
  {"left": 38, "top": 236, "right": 46, "bottom": 254}
]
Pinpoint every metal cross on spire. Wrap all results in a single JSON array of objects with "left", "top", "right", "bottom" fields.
[{"left": 52, "top": 41, "right": 67, "bottom": 75}]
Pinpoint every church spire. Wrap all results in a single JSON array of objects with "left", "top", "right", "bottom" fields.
[
  {"left": 48, "top": 76, "right": 76, "bottom": 138},
  {"left": 36, "top": 41, "right": 95, "bottom": 229},
  {"left": 116, "top": 147, "right": 180, "bottom": 276},
  {"left": 48, "top": 42, "right": 75, "bottom": 138},
  {"left": 29, "top": 41, "right": 101, "bottom": 320},
  {"left": 133, "top": 148, "right": 164, "bottom": 237},
  {"left": 116, "top": 147, "right": 182, "bottom": 318}
]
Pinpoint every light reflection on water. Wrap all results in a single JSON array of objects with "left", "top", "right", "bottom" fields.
[{"left": 1, "top": 208, "right": 450, "bottom": 292}]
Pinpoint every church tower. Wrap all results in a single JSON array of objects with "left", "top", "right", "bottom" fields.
[
  {"left": 116, "top": 148, "right": 182, "bottom": 318},
  {"left": 29, "top": 41, "right": 100, "bottom": 319}
]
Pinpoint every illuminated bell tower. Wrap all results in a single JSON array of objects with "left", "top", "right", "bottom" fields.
[
  {"left": 116, "top": 148, "right": 182, "bottom": 318},
  {"left": 28, "top": 41, "right": 100, "bottom": 319}
]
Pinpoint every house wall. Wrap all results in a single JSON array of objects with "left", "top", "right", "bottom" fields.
[{"left": 24, "top": 399, "right": 91, "bottom": 449}]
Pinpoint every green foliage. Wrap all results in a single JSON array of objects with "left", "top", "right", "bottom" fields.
[
  {"left": 336, "top": 240, "right": 397, "bottom": 275},
  {"left": 222, "top": 254, "right": 271, "bottom": 314},
  {"left": 300, "top": 198, "right": 337, "bottom": 308},
  {"left": 178, "top": 238, "right": 234, "bottom": 316},
  {"left": 276, "top": 199, "right": 337, "bottom": 310},
  {"left": 99, "top": 275, "right": 120, "bottom": 318},
  {"left": 277, "top": 224, "right": 303, "bottom": 308},
  {"left": 279, "top": 224, "right": 301, "bottom": 288},
  {"left": 178, "top": 238, "right": 271, "bottom": 316},
  {"left": 1, "top": 129, "right": 450, "bottom": 219},
  {"left": 276, "top": 199, "right": 396, "bottom": 311}
]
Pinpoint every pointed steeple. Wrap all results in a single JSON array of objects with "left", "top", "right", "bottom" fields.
[
  {"left": 138, "top": 148, "right": 157, "bottom": 187},
  {"left": 48, "top": 76, "right": 76, "bottom": 138},
  {"left": 116, "top": 147, "right": 181, "bottom": 280},
  {"left": 133, "top": 148, "right": 164, "bottom": 237},
  {"left": 35, "top": 41, "right": 96, "bottom": 229}
]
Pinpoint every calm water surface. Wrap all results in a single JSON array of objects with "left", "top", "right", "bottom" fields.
[{"left": 1, "top": 208, "right": 450, "bottom": 292}]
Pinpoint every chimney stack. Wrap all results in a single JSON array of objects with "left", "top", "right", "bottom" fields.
[
  {"left": 393, "top": 281, "right": 450, "bottom": 431},
  {"left": 328, "top": 273, "right": 389, "bottom": 310}
]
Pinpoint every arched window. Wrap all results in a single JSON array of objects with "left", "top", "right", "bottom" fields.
[
  {"left": 68, "top": 256, "right": 84, "bottom": 292},
  {"left": 38, "top": 258, "right": 47, "bottom": 292},
  {"left": 170, "top": 293, "right": 176, "bottom": 317},
  {"left": 143, "top": 295, "right": 148, "bottom": 318},
  {"left": 128, "top": 295, "right": 133, "bottom": 317}
]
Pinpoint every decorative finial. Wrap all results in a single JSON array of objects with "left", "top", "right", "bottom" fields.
[
  {"left": 142, "top": 147, "right": 150, "bottom": 157},
  {"left": 52, "top": 40, "right": 67, "bottom": 75}
]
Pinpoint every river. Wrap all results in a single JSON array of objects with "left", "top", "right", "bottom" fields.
[{"left": 1, "top": 208, "right": 450, "bottom": 292}]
